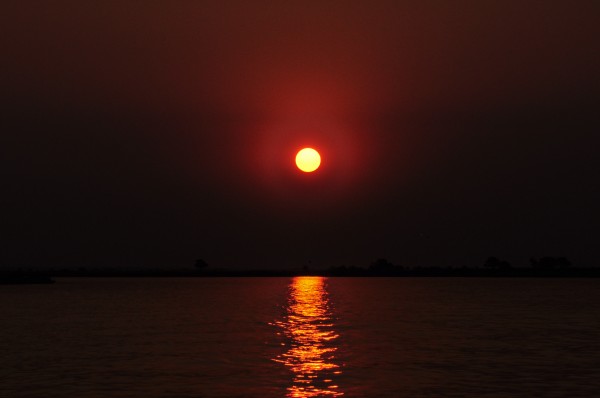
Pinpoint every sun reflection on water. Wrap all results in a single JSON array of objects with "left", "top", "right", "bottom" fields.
[{"left": 273, "top": 276, "right": 343, "bottom": 397}]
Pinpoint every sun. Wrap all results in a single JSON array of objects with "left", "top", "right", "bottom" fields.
[{"left": 295, "top": 148, "right": 321, "bottom": 173}]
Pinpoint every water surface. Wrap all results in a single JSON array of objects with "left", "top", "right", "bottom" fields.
[{"left": 2, "top": 277, "right": 599, "bottom": 397}]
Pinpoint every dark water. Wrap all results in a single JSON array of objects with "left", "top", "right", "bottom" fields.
[{"left": 2, "top": 277, "right": 600, "bottom": 397}]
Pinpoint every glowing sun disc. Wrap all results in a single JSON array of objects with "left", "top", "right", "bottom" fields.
[{"left": 295, "top": 148, "right": 321, "bottom": 173}]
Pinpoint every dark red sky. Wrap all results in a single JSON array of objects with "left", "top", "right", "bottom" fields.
[{"left": 2, "top": 1, "right": 599, "bottom": 269}]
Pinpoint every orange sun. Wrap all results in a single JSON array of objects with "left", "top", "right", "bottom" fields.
[{"left": 295, "top": 148, "right": 321, "bottom": 173}]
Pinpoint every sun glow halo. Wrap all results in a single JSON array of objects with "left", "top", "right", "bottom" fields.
[{"left": 295, "top": 148, "right": 321, "bottom": 173}]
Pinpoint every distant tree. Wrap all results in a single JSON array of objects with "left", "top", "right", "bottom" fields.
[
  {"left": 303, "top": 260, "right": 312, "bottom": 273},
  {"left": 369, "top": 258, "right": 396, "bottom": 272},
  {"left": 539, "top": 257, "right": 557, "bottom": 269},
  {"left": 194, "top": 259, "right": 209, "bottom": 270},
  {"left": 557, "top": 257, "right": 572, "bottom": 269},
  {"left": 484, "top": 256, "right": 500, "bottom": 268},
  {"left": 530, "top": 257, "right": 539, "bottom": 268},
  {"left": 483, "top": 256, "right": 511, "bottom": 269}
]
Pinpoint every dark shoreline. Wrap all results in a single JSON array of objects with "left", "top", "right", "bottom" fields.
[
  {"left": 3, "top": 268, "right": 600, "bottom": 282},
  {"left": 0, "top": 275, "right": 55, "bottom": 284}
]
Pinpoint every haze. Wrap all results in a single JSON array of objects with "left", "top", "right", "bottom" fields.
[{"left": 1, "top": 1, "right": 599, "bottom": 269}]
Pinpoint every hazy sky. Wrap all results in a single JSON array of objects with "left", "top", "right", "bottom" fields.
[{"left": 2, "top": 1, "right": 599, "bottom": 269}]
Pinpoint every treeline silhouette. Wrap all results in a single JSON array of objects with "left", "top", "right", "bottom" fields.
[
  {"left": 4, "top": 255, "right": 599, "bottom": 282},
  {"left": 325, "top": 257, "right": 598, "bottom": 277}
]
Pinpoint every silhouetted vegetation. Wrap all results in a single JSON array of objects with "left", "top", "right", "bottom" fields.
[
  {"left": 483, "top": 256, "right": 512, "bottom": 270},
  {"left": 8, "top": 255, "right": 599, "bottom": 280},
  {"left": 368, "top": 258, "right": 404, "bottom": 274},
  {"left": 324, "top": 256, "right": 596, "bottom": 277},
  {"left": 194, "top": 258, "right": 209, "bottom": 271}
]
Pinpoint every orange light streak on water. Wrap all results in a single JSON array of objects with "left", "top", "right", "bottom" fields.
[{"left": 273, "top": 276, "right": 343, "bottom": 397}]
